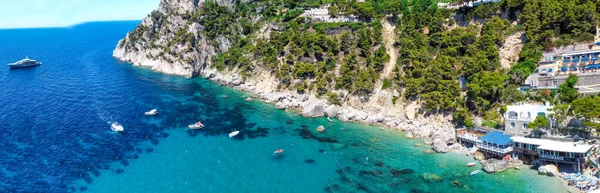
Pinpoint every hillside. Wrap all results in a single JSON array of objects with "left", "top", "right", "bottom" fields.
[{"left": 114, "top": 0, "right": 600, "bottom": 139}]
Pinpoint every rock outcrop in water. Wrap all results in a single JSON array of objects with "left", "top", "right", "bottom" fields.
[
  {"left": 481, "top": 159, "right": 509, "bottom": 173},
  {"left": 113, "top": 0, "right": 458, "bottom": 150}
]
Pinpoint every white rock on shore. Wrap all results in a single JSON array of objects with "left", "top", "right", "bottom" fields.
[{"left": 432, "top": 139, "right": 449, "bottom": 153}]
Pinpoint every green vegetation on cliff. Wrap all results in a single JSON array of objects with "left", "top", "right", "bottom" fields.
[{"left": 122, "top": 0, "right": 600, "bottom": 127}]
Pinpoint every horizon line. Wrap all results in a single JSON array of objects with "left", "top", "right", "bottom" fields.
[{"left": 0, "top": 19, "right": 142, "bottom": 30}]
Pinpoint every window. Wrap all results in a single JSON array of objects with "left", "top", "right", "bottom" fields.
[
  {"left": 553, "top": 81, "right": 558, "bottom": 86},
  {"left": 508, "top": 111, "right": 518, "bottom": 119},
  {"left": 527, "top": 112, "right": 531, "bottom": 118},
  {"left": 510, "top": 122, "right": 515, "bottom": 129},
  {"left": 523, "top": 123, "right": 528, "bottom": 129}
]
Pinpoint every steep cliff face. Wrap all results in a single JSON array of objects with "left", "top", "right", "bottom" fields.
[{"left": 114, "top": 0, "right": 249, "bottom": 77}]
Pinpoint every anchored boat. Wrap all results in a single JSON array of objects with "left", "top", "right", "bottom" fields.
[
  {"left": 111, "top": 122, "right": 124, "bottom": 132},
  {"left": 144, "top": 109, "right": 158, "bottom": 116},
  {"left": 188, "top": 121, "right": 204, "bottom": 129},
  {"left": 229, "top": 130, "right": 240, "bottom": 138}
]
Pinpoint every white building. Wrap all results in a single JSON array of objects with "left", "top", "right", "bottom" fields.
[{"left": 505, "top": 103, "right": 554, "bottom": 135}]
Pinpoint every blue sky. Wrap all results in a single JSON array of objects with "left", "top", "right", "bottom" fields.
[{"left": 0, "top": 0, "right": 160, "bottom": 29}]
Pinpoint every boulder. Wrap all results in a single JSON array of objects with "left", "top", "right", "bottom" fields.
[
  {"left": 448, "top": 143, "right": 463, "bottom": 152},
  {"left": 301, "top": 97, "right": 326, "bottom": 117},
  {"left": 338, "top": 110, "right": 356, "bottom": 122},
  {"left": 545, "top": 164, "right": 559, "bottom": 177},
  {"left": 405, "top": 132, "right": 415, "bottom": 139},
  {"left": 316, "top": 125, "right": 325, "bottom": 133},
  {"left": 508, "top": 159, "right": 524, "bottom": 169},
  {"left": 366, "top": 113, "right": 385, "bottom": 124},
  {"left": 432, "top": 139, "right": 449, "bottom": 153},
  {"left": 481, "top": 159, "right": 509, "bottom": 173},
  {"left": 275, "top": 101, "right": 288, "bottom": 110},
  {"left": 324, "top": 105, "right": 338, "bottom": 117},
  {"left": 423, "top": 138, "right": 433, "bottom": 145},
  {"left": 537, "top": 166, "right": 548, "bottom": 175},
  {"left": 474, "top": 151, "right": 485, "bottom": 161},
  {"left": 538, "top": 164, "right": 559, "bottom": 177}
]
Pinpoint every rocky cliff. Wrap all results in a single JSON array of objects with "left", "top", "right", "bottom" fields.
[{"left": 114, "top": 0, "right": 459, "bottom": 149}]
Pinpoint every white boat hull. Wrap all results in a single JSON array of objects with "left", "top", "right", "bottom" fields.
[
  {"left": 145, "top": 109, "right": 158, "bottom": 116},
  {"left": 188, "top": 124, "right": 204, "bottom": 129},
  {"left": 8, "top": 63, "right": 41, "bottom": 68},
  {"left": 111, "top": 123, "right": 124, "bottom": 132},
  {"left": 229, "top": 131, "right": 239, "bottom": 138}
]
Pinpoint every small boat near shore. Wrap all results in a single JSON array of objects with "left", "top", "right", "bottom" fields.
[
  {"left": 144, "top": 109, "right": 158, "bottom": 116},
  {"left": 467, "top": 162, "right": 476, "bottom": 167},
  {"left": 229, "top": 130, "right": 240, "bottom": 138},
  {"left": 274, "top": 149, "right": 284, "bottom": 154},
  {"left": 470, "top": 170, "right": 480, "bottom": 176},
  {"left": 188, "top": 121, "right": 204, "bottom": 129},
  {"left": 111, "top": 122, "right": 124, "bottom": 132}
]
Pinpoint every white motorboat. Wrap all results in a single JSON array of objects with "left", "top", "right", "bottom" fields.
[
  {"left": 144, "top": 109, "right": 158, "bottom": 116},
  {"left": 470, "top": 170, "right": 480, "bottom": 176},
  {"left": 111, "top": 122, "right": 124, "bottom": 132},
  {"left": 467, "top": 162, "right": 476, "bottom": 167},
  {"left": 229, "top": 130, "right": 240, "bottom": 138},
  {"left": 274, "top": 149, "right": 284, "bottom": 154},
  {"left": 188, "top": 121, "right": 204, "bottom": 129}
]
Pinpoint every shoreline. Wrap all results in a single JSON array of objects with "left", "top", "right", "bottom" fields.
[
  {"left": 113, "top": 50, "right": 578, "bottom": 193},
  {"left": 112, "top": 46, "right": 457, "bottom": 149}
]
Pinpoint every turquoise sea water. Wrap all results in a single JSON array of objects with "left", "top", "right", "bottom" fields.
[{"left": 0, "top": 21, "right": 566, "bottom": 193}]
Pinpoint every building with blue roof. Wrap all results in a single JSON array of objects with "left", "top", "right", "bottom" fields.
[{"left": 476, "top": 131, "right": 513, "bottom": 158}]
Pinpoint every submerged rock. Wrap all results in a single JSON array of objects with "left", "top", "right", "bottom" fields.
[
  {"left": 331, "top": 143, "right": 346, "bottom": 150},
  {"left": 414, "top": 143, "right": 422, "bottom": 147},
  {"left": 452, "top": 181, "right": 461, "bottom": 187},
  {"left": 391, "top": 168, "right": 414, "bottom": 177},
  {"left": 420, "top": 173, "right": 443, "bottom": 183},
  {"left": 423, "top": 149, "right": 435, "bottom": 154},
  {"left": 481, "top": 158, "right": 509, "bottom": 173},
  {"left": 245, "top": 97, "right": 253, "bottom": 102}
]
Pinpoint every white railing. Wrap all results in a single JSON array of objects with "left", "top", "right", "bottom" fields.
[{"left": 478, "top": 144, "right": 513, "bottom": 154}]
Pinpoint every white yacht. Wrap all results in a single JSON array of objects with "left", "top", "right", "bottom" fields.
[
  {"left": 111, "top": 122, "right": 124, "bottom": 132},
  {"left": 8, "top": 56, "right": 42, "bottom": 68}
]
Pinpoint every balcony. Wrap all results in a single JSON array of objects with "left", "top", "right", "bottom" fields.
[{"left": 478, "top": 144, "right": 513, "bottom": 154}]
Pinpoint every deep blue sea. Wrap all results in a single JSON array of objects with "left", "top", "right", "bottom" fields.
[{"left": 0, "top": 21, "right": 566, "bottom": 193}]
